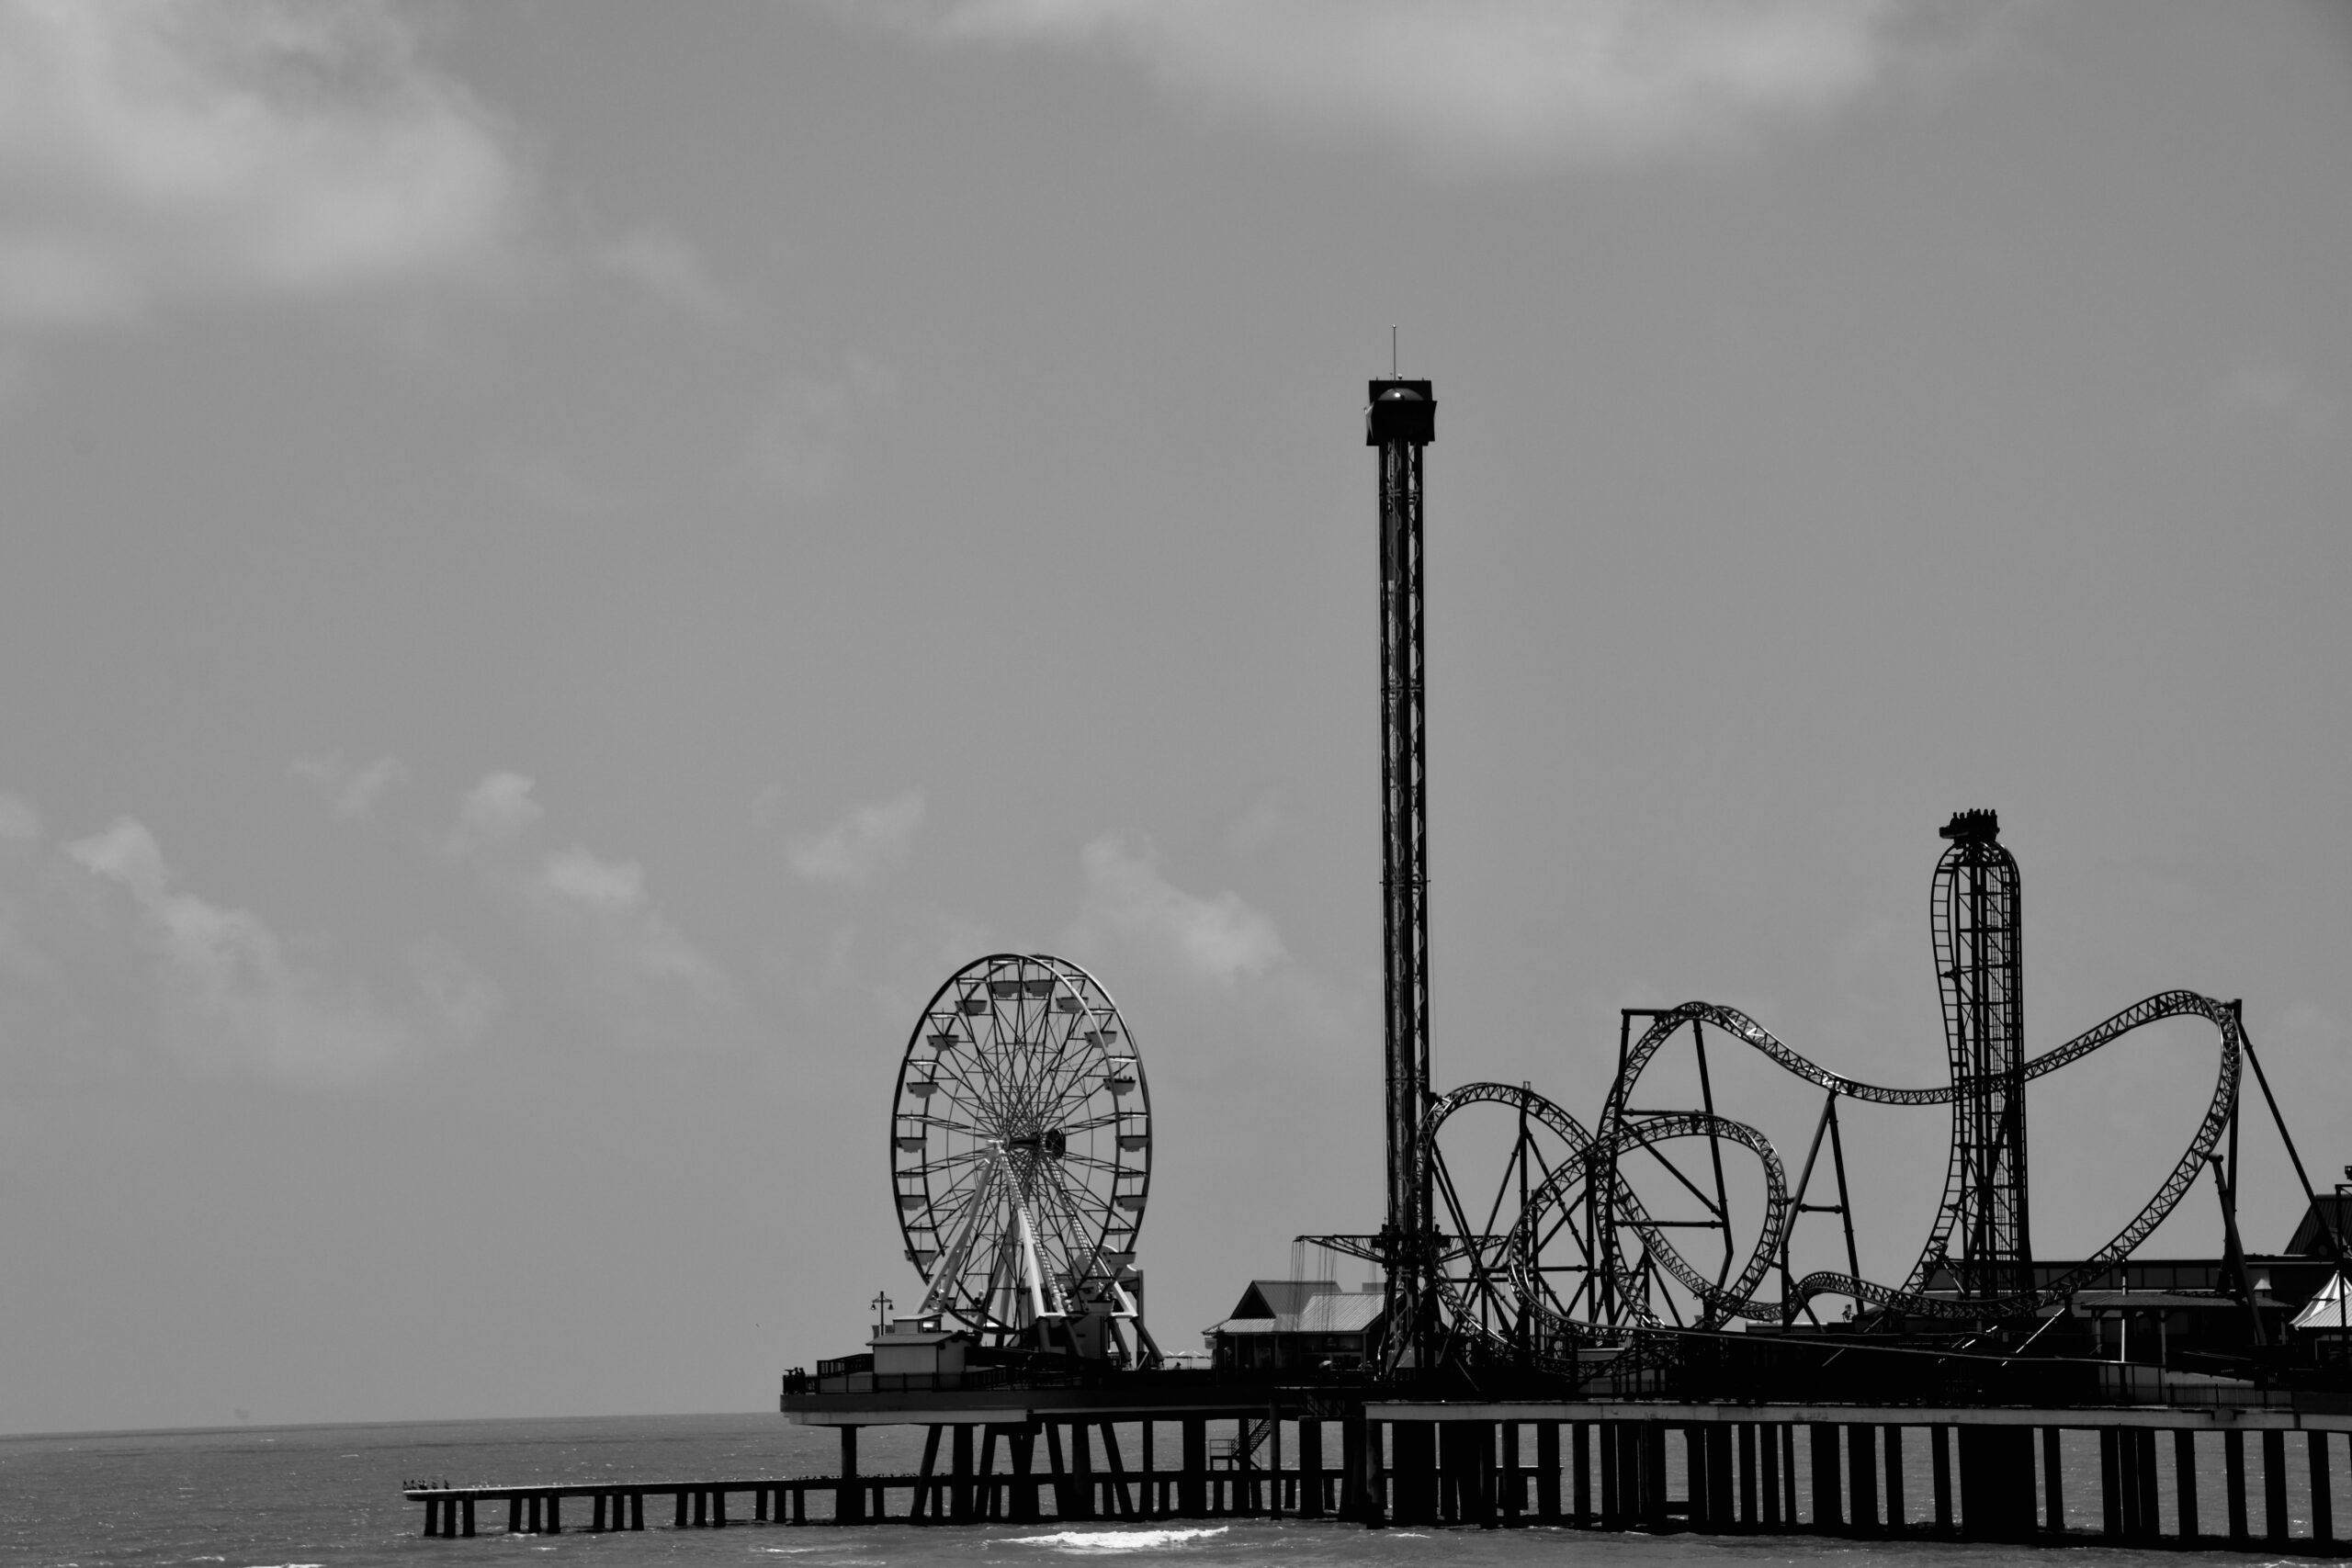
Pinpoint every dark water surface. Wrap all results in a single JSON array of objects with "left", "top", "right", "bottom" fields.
[{"left": 0, "top": 1414, "right": 2310, "bottom": 1568}]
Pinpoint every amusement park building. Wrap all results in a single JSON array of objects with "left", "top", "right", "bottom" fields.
[{"left": 1205, "top": 1280, "right": 1386, "bottom": 1374}]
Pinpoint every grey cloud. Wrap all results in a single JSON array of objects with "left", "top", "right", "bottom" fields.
[
  {"left": 786, "top": 787, "right": 927, "bottom": 889},
  {"left": 289, "top": 753, "right": 408, "bottom": 821},
  {"left": 596, "top": 223, "right": 733, "bottom": 319},
  {"left": 742, "top": 354, "right": 899, "bottom": 498},
  {"left": 866, "top": 0, "right": 1913, "bottom": 168},
  {"left": 0, "top": 0, "right": 523, "bottom": 326},
  {"left": 447, "top": 773, "right": 740, "bottom": 1045},
  {"left": 1070, "top": 830, "right": 1285, "bottom": 985},
  {"left": 61, "top": 815, "right": 494, "bottom": 1084}
]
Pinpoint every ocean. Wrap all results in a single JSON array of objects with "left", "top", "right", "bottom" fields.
[{"left": 0, "top": 1413, "right": 2303, "bottom": 1568}]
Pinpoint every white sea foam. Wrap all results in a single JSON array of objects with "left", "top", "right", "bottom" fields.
[{"left": 1012, "top": 1526, "right": 1228, "bottom": 1551}]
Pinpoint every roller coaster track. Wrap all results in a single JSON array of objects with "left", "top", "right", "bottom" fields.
[
  {"left": 1419, "top": 1082, "right": 1789, "bottom": 1341},
  {"left": 1577, "top": 989, "right": 2244, "bottom": 1325}
]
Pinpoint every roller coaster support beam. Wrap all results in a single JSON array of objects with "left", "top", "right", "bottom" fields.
[
  {"left": 2207, "top": 1146, "right": 2267, "bottom": 1348},
  {"left": 2239, "top": 1005, "right": 2341, "bottom": 1261},
  {"left": 1780, "top": 1089, "right": 1861, "bottom": 1325},
  {"left": 1690, "top": 1020, "right": 1734, "bottom": 1296},
  {"left": 1369, "top": 377, "right": 1435, "bottom": 1371}
]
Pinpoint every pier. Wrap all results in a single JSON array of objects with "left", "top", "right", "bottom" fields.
[{"left": 411, "top": 1395, "right": 2352, "bottom": 1552}]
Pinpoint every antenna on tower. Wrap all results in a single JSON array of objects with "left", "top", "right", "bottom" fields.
[{"left": 1391, "top": 324, "right": 1397, "bottom": 377}]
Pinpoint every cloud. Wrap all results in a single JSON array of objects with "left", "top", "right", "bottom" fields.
[
  {"left": 0, "top": 0, "right": 522, "bottom": 326},
  {"left": 743, "top": 353, "right": 899, "bottom": 498},
  {"left": 866, "top": 0, "right": 1913, "bottom": 168},
  {"left": 787, "top": 787, "right": 926, "bottom": 888},
  {"left": 289, "top": 752, "right": 407, "bottom": 821},
  {"left": 1072, "top": 830, "right": 1285, "bottom": 985},
  {"left": 596, "top": 222, "right": 731, "bottom": 318},
  {"left": 446, "top": 773, "right": 738, "bottom": 1043},
  {"left": 62, "top": 815, "right": 492, "bottom": 1083},
  {"left": 447, "top": 769, "right": 542, "bottom": 852}
]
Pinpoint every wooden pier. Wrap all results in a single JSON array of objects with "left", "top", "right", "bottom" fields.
[{"left": 410, "top": 1395, "right": 2352, "bottom": 1552}]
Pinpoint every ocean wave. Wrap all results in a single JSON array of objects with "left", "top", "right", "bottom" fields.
[{"left": 1010, "top": 1526, "right": 1228, "bottom": 1551}]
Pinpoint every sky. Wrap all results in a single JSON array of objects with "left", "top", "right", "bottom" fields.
[{"left": 0, "top": 0, "right": 2348, "bottom": 1437}]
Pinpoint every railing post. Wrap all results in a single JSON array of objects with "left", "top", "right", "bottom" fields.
[
  {"left": 1640, "top": 1421, "right": 1668, "bottom": 1532},
  {"left": 1883, "top": 1425, "right": 1905, "bottom": 1533},
  {"left": 2312, "top": 1430, "right": 2334, "bottom": 1545},
  {"left": 1737, "top": 1422, "right": 1758, "bottom": 1529},
  {"left": 1536, "top": 1420, "right": 1562, "bottom": 1523},
  {"left": 2117, "top": 1429, "right": 2135, "bottom": 1541},
  {"left": 1810, "top": 1423, "right": 1842, "bottom": 1531},
  {"left": 1499, "top": 1420, "right": 1520, "bottom": 1525},
  {"left": 2265, "top": 1428, "right": 2290, "bottom": 1547},
  {"left": 2041, "top": 1427, "right": 2064, "bottom": 1535},
  {"left": 2174, "top": 1430, "right": 2198, "bottom": 1541},
  {"left": 1573, "top": 1422, "right": 1592, "bottom": 1526},
  {"left": 2224, "top": 1427, "right": 2249, "bottom": 1545},
  {"left": 1600, "top": 1420, "right": 1622, "bottom": 1528},
  {"left": 1392, "top": 1420, "right": 1437, "bottom": 1526},
  {"left": 1707, "top": 1424, "right": 1734, "bottom": 1529},
  {"left": 1847, "top": 1425, "right": 1878, "bottom": 1533},
  {"left": 1959, "top": 1425, "right": 2033, "bottom": 1541}
]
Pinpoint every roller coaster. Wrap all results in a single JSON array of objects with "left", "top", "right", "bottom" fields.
[
  {"left": 1299, "top": 807, "right": 2332, "bottom": 1389},
  {"left": 1302, "top": 379, "right": 2336, "bottom": 1390}
]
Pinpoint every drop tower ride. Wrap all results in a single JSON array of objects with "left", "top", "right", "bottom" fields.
[{"left": 1369, "top": 378, "right": 1436, "bottom": 1370}]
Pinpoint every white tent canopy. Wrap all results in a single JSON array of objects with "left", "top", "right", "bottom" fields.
[{"left": 2292, "top": 1271, "right": 2352, "bottom": 1333}]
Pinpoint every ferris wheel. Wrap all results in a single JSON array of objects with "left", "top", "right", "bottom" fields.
[{"left": 891, "top": 953, "right": 1155, "bottom": 1357}]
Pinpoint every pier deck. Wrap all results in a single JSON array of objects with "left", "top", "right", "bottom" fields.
[{"left": 408, "top": 1396, "right": 2352, "bottom": 1552}]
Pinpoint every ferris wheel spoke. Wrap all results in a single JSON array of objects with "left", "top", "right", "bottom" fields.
[
  {"left": 905, "top": 1148, "right": 994, "bottom": 1184},
  {"left": 1055, "top": 1151, "right": 1128, "bottom": 1182}
]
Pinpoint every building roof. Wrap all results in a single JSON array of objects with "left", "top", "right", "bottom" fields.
[
  {"left": 2070, "top": 1291, "right": 2243, "bottom": 1312},
  {"left": 2287, "top": 1196, "right": 2352, "bottom": 1258},
  {"left": 1207, "top": 1280, "right": 1385, "bottom": 1337},
  {"left": 1227, "top": 1279, "right": 1341, "bottom": 1319}
]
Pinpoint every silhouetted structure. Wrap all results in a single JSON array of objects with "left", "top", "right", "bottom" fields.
[
  {"left": 412, "top": 370, "right": 2352, "bottom": 1555},
  {"left": 1368, "top": 378, "right": 1436, "bottom": 1371},
  {"left": 1934, "top": 808, "right": 2031, "bottom": 1301}
]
